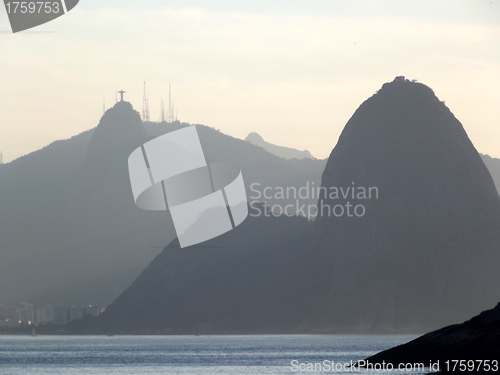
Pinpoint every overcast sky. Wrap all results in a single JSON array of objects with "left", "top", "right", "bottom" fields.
[{"left": 0, "top": 0, "right": 499, "bottom": 162}]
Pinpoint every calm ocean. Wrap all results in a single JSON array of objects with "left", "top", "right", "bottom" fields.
[{"left": 0, "top": 335, "right": 427, "bottom": 375}]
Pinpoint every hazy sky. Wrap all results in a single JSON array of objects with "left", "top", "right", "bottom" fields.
[{"left": 0, "top": 0, "right": 499, "bottom": 162}]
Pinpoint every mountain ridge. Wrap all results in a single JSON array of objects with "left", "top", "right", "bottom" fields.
[
  {"left": 0, "top": 102, "right": 325, "bottom": 307},
  {"left": 71, "top": 77, "right": 500, "bottom": 334},
  {"left": 244, "top": 132, "right": 314, "bottom": 160}
]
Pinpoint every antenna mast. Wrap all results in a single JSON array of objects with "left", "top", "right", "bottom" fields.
[
  {"left": 168, "top": 84, "right": 172, "bottom": 123},
  {"left": 160, "top": 98, "right": 165, "bottom": 122},
  {"left": 142, "top": 81, "right": 150, "bottom": 122}
]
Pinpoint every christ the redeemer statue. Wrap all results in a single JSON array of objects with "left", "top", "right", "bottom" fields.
[{"left": 118, "top": 90, "right": 126, "bottom": 102}]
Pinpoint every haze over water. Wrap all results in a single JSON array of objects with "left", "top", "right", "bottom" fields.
[{"left": 0, "top": 335, "right": 424, "bottom": 375}]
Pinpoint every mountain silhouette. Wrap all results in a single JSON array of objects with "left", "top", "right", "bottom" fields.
[
  {"left": 74, "top": 210, "right": 316, "bottom": 334},
  {"left": 0, "top": 102, "right": 325, "bottom": 307},
  {"left": 244, "top": 132, "right": 314, "bottom": 160},
  {"left": 1, "top": 79, "right": 499, "bottom": 334},
  {"left": 481, "top": 154, "right": 500, "bottom": 194},
  {"left": 67, "top": 100, "right": 148, "bottom": 225},
  {"left": 311, "top": 77, "right": 500, "bottom": 332},
  {"left": 71, "top": 77, "right": 500, "bottom": 334}
]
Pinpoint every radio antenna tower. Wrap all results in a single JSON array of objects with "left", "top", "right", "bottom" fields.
[
  {"left": 0, "top": 151, "right": 3, "bottom": 165},
  {"left": 160, "top": 98, "right": 166, "bottom": 122},
  {"left": 142, "top": 81, "right": 150, "bottom": 122},
  {"left": 168, "top": 84, "right": 172, "bottom": 123}
]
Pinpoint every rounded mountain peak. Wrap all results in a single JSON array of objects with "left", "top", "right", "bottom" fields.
[
  {"left": 245, "top": 132, "right": 265, "bottom": 143},
  {"left": 330, "top": 76, "right": 472, "bottom": 167},
  {"left": 79, "top": 101, "right": 148, "bottom": 195},
  {"left": 313, "top": 78, "right": 500, "bottom": 331},
  {"left": 99, "top": 101, "right": 144, "bottom": 135}
]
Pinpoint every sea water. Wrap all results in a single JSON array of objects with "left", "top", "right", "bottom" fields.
[{"left": 0, "top": 335, "right": 426, "bottom": 374}]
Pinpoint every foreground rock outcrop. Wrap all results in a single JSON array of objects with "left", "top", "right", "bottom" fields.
[{"left": 363, "top": 302, "right": 500, "bottom": 372}]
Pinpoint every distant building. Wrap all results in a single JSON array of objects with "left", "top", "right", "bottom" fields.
[
  {"left": 6, "top": 306, "right": 19, "bottom": 320},
  {"left": 16, "top": 302, "right": 34, "bottom": 325},
  {"left": 0, "top": 303, "right": 35, "bottom": 326},
  {"left": 0, "top": 305, "right": 8, "bottom": 320},
  {"left": 85, "top": 305, "right": 105, "bottom": 317},
  {"left": 1, "top": 303, "right": 103, "bottom": 326},
  {"left": 54, "top": 306, "right": 105, "bottom": 325},
  {"left": 0, "top": 305, "right": 20, "bottom": 327},
  {"left": 53, "top": 307, "right": 68, "bottom": 325},
  {"left": 20, "top": 302, "right": 33, "bottom": 310},
  {"left": 35, "top": 305, "right": 54, "bottom": 324},
  {"left": 18, "top": 308, "right": 34, "bottom": 325}
]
